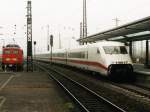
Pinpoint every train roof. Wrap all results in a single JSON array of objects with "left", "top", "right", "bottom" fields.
[
  {"left": 37, "top": 41, "right": 125, "bottom": 55},
  {"left": 91, "top": 41, "right": 125, "bottom": 46},
  {"left": 5, "top": 44, "right": 20, "bottom": 48},
  {"left": 70, "top": 41, "right": 125, "bottom": 49},
  {"left": 3, "top": 44, "right": 22, "bottom": 50}
]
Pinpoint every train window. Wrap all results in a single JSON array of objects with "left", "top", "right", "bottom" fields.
[
  {"left": 103, "top": 46, "right": 128, "bottom": 54},
  {"left": 13, "top": 50, "right": 18, "bottom": 54},
  {"left": 54, "top": 53, "right": 65, "bottom": 57},
  {"left": 4, "top": 50, "right": 11, "bottom": 54},
  {"left": 68, "top": 52, "right": 85, "bottom": 58}
]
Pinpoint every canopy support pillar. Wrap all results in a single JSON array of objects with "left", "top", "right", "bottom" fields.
[{"left": 145, "top": 39, "right": 150, "bottom": 68}]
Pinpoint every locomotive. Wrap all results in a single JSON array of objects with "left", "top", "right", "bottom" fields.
[
  {"left": 2, "top": 44, "right": 24, "bottom": 71},
  {"left": 36, "top": 41, "right": 133, "bottom": 79}
]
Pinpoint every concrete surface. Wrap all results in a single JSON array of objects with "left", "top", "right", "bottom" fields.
[{"left": 0, "top": 72, "right": 79, "bottom": 112}]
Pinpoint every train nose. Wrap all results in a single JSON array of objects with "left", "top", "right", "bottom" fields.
[
  {"left": 4, "top": 58, "right": 18, "bottom": 63},
  {"left": 108, "top": 64, "right": 133, "bottom": 80}
]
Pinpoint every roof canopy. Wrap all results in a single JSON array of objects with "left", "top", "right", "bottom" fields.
[{"left": 77, "top": 16, "right": 150, "bottom": 43}]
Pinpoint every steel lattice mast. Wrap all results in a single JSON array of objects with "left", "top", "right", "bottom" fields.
[
  {"left": 26, "top": 1, "right": 33, "bottom": 72},
  {"left": 80, "top": 22, "right": 83, "bottom": 45},
  {"left": 83, "top": 0, "right": 87, "bottom": 42}
]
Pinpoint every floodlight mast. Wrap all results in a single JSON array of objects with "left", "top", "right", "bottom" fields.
[{"left": 82, "top": 0, "right": 87, "bottom": 45}]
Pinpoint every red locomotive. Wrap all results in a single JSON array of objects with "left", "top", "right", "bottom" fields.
[{"left": 2, "top": 44, "right": 23, "bottom": 71}]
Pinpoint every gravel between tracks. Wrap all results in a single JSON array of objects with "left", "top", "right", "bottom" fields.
[{"left": 50, "top": 64, "right": 150, "bottom": 112}]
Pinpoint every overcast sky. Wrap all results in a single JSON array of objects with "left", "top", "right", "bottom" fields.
[{"left": 0, "top": 0, "right": 150, "bottom": 54}]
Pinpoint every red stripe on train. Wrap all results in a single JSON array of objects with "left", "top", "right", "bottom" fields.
[
  {"left": 51, "top": 57, "right": 107, "bottom": 71},
  {"left": 68, "top": 59, "right": 107, "bottom": 70}
]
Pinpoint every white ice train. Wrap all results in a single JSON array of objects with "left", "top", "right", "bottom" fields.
[{"left": 36, "top": 41, "right": 133, "bottom": 79}]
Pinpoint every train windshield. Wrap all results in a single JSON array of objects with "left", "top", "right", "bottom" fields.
[
  {"left": 4, "top": 50, "right": 11, "bottom": 54},
  {"left": 13, "top": 50, "right": 18, "bottom": 54},
  {"left": 103, "top": 46, "right": 127, "bottom": 54}
]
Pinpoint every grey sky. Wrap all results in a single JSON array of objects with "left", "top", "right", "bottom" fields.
[{"left": 0, "top": 0, "right": 150, "bottom": 54}]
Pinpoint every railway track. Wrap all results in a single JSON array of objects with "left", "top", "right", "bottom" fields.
[
  {"left": 52, "top": 62, "right": 150, "bottom": 99},
  {"left": 37, "top": 61, "right": 150, "bottom": 112},
  {"left": 36, "top": 62, "right": 126, "bottom": 112},
  {"left": 114, "top": 83, "right": 150, "bottom": 98}
]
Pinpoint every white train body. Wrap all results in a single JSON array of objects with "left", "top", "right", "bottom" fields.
[{"left": 36, "top": 41, "right": 133, "bottom": 78}]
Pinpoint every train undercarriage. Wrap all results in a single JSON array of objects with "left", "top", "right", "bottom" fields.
[
  {"left": 2, "top": 63, "right": 23, "bottom": 71},
  {"left": 107, "top": 64, "right": 135, "bottom": 81}
]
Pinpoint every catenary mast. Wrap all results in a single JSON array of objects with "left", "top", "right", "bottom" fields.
[
  {"left": 82, "top": 0, "right": 87, "bottom": 45},
  {"left": 26, "top": 1, "right": 33, "bottom": 72}
]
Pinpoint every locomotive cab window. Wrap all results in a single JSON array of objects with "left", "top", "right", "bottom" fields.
[
  {"left": 103, "top": 46, "right": 128, "bottom": 54},
  {"left": 13, "top": 50, "right": 18, "bottom": 54},
  {"left": 120, "top": 46, "right": 128, "bottom": 54},
  {"left": 4, "top": 50, "right": 11, "bottom": 54}
]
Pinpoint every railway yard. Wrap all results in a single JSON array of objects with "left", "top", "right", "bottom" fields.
[
  {"left": 0, "top": 62, "right": 149, "bottom": 112},
  {"left": 1, "top": 0, "right": 150, "bottom": 112}
]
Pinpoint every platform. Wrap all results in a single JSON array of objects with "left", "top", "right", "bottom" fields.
[
  {"left": 134, "top": 63, "right": 150, "bottom": 75},
  {"left": 0, "top": 71, "right": 78, "bottom": 112},
  {"left": 133, "top": 63, "right": 150, "bottom": 88}
]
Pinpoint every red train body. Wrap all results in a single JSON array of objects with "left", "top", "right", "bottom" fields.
[{"left": 2, "top": 44, "right": 23, "bottom": 71}]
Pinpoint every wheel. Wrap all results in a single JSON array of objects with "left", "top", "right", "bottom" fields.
[{"left": 2, "top": 65, "right": 4, "bottom": 71}]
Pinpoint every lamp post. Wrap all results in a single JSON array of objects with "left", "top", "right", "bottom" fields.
[
  {"left": 33, "top": 41, "right": 36, "bottom": 70},
  {"left": 50, "top": 35, "right": 53, "bottom": 65},
  {"left": 34, "top": 41, "right": 36, "bottom": 60}
]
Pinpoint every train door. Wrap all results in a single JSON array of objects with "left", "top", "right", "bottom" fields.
[
  {"left": 87, "top": 47, "right": 97, "bottom": 70},
  {"left": 97, "top": 47, "right": 107, "bottom": 74},
  {"left": 87, "top": 47, "right": 104, "bottom": 73}
]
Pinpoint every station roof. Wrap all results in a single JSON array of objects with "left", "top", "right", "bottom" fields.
[{"left": 77, "top": 16, "right": 150, "bottom": 43}]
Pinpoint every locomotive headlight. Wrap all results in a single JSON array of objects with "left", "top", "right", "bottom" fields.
[
  {"left": 5, "top": 58, "right": 10, "bottom": 61},
  {"left": 12, "top": 58, "right": 17, "bottom": 61}
]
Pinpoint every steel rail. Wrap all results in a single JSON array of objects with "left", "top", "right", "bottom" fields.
[
  {"left": 36, "top": 62, "right": 126, "bottom": 112},
  {"left": 36, "top": 63, "right": 89, "bottom": 112}
]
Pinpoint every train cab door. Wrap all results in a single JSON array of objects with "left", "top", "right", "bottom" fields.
[
  {"left": 96, "top": 47, "right": 107, "bottom": 74},
  {"left": 87, "top": 47, "right": 104, "bottom": 73}
]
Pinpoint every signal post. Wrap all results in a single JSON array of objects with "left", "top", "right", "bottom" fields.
[{"left": 50, "top": 35, "right": 53, "bottom": 65}]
